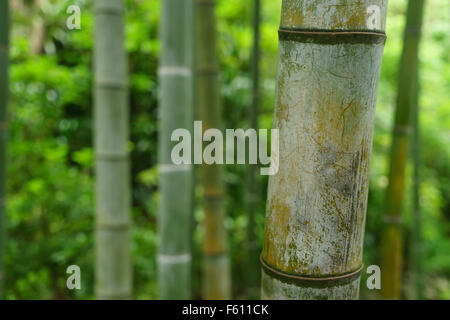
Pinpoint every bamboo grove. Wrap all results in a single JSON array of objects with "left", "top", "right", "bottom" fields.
[{"left": 0, "top": 0, "right": 445, "bottom": 301}]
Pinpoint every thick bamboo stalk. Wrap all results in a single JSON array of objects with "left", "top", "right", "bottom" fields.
[
  {"left": 381, "top": 0, "right": 425, "bottom": 300},
  {"left": 194, "top": 0, "right": 231, "bottom": 299},
  {"left": 245, "top": 0, "right": 261, "bottom": 299},
  {"left": 261, "top": 0, "right": 387, "bottom": 299},
  {"left": 0, "top": 0, "right": 9, "bottom": 300},
  {"left": 94, "top": 0, "right": 131, "bottom": 300},
  {"left": 158, "top": 0, "right": 194, "bottom": 299}
]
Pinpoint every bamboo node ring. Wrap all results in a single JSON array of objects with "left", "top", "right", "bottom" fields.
[
  {"left": 278, "top": 28, "right": 386, "bottom": 45},
  {"left": 260, "top": 254, "right": 363, "bottom": 288}
]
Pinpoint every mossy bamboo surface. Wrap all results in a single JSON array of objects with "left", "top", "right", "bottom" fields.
[
  {"left": 261, "top": 0, "right": 387, "bottom": 299},
  {"left": 94, "top": 0, "right": 131, "bottom": 300},
  {"left": 158, "top": 0, "right": 194, "bottom": 299},
  {"left": 0, "top": 0, "right": 9, "bottom": 300},
  {"left": 194, "top": 0, "right": 231, "bottom": 299},
  {"left": 381, "top": 0, "right": 425, "bottom": 300}
]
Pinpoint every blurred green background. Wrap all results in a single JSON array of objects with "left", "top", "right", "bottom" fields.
[{"left": 4, "top": 0, "right": 449, "bottom": 299}]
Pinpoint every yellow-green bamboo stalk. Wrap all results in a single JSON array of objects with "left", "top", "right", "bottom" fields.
[
  {"left": 261, "top": 0, "right": 387, "bottom": 299},
  {"left": 158, "top": 0, "right": 194, "bottom": 299},
  {"left": 194, "top": 0, "right": 231, "bottom": 299},
  {"left": 0, "top": 0, "right": 9, "bottom": 300},
  {"left": 381, "top": 0, "right": 425, "bottom": 300},
  {"left": 94, "top": 0, "right": 131, "bottom": 300},
  {"left": 411, "top": 77, "right": 423, "bottom": 299}
]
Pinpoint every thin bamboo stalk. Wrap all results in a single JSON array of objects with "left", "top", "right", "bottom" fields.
[
  {"left": 411, "top": 78, "right": 424, "bottom": 299},
  {"left": 94, "top": 0, "right": 131, "bottom": 300},
  {"left": 381, "top": 0, "right": 425, "bottom": 300},
  {"left": 261, "top": 0, "right": 387, "bottom": 299},
  {"left": 0, "top": 0, "right": 9, "bottom": 300},
  {"left": 245, "top": 0, "right": 261, "bottom": 299},
  {"left": 194, "top": 0, "right": 231, "bottom": 299},
  {"left": 158, "top": 0, "right": 194, "bottom": 299}
]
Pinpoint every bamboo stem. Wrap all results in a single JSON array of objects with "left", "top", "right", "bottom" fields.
[
  {"left": 411, "top": 77, "right": 424, "bottom": 299},
  {"left": 94, "top": 0, "right": 131, "bottom": 300},
  {"left": 194, "top": 0, "right": 231, "bottom": 299},
  {"left": 381, "top": 0, "right": 425, "bottom": 300},
  {"left": 158, "top": 0, "right": 194, "bottom": 299},
  {"left": 261, "top": 0, "right": 387, "bottom": 299},
  {"left": 245, "top": 0, "right": 261, "bottom": 299}
]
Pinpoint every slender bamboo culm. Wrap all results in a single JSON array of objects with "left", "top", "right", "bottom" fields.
[
  {"left": 94, "top": 0, "right": 131, "bottom": 300},
  {"left": 381, "top": 0, "right": 425, "bottom": 300},
  {"left": 158, "top": 0, "right": 194, "bottom": 299},
  {"left": 411, "top": 77, "right": 424, "bottom": 299},
  {"left": 195, "top": 0, "right": 231, "bottom": 299},
  {"left": 261, "top": 0, "right": 387, "bottom": 299},
  {"left": 0, "top": 0, "right": 9, "bottom": 300},
  {"left": 245, "top": 0, "right": 261, "bottom": 299}
]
